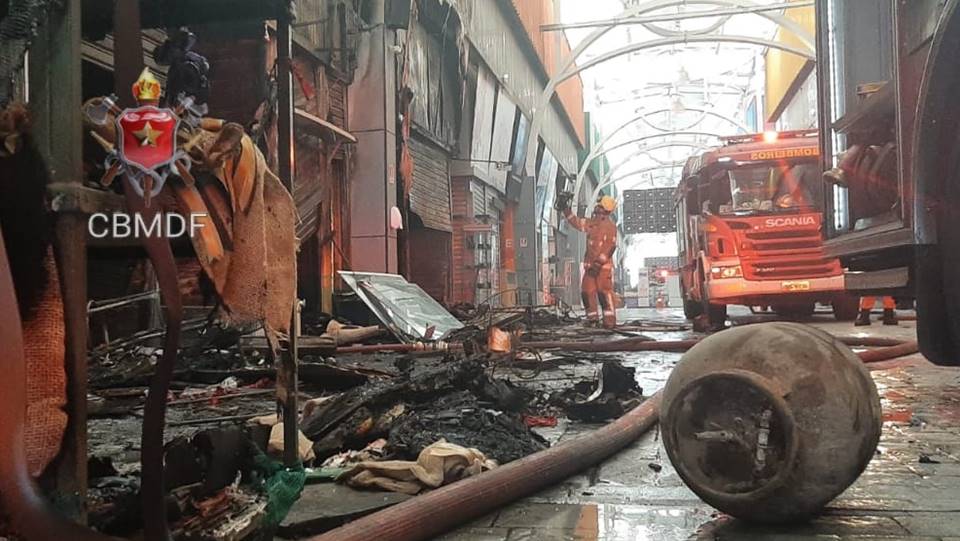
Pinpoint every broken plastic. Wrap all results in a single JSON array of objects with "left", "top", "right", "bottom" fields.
[{"left": 338, "top": 271, "right": 463, "bottom": 342}]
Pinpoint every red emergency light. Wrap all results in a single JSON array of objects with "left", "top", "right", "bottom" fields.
[{"left": 720, "top": 129, "right": 817, "bottom": 146}]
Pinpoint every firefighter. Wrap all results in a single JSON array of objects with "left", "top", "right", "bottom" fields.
[
  {"left": 856, "top": 296, "right": 898, "bottom": 326},
  {"left": 556, "top": 192, "right": 618, "bottom": 328}
]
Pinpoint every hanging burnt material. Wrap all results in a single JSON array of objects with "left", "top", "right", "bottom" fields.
[
  {"left": 0, "top": 0, "right": 56, "bottom": 103},
  {"left": 660, "top": 322, "right": 881, "bottom": 523},
  {"left": 153, "top": 28, "right": 211, "bottom": 107}
]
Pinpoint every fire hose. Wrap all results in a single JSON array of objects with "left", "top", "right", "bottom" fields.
[
  {"left": 123, "top": 189, "right": 183, "bottom": 541},
  {"left": 311, "top": 335, "right": 920, "bottom": 541}
]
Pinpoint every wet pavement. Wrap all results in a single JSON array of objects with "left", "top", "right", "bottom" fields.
[{"left": 441, "top": 307, "right": 960, "bottom": 541}]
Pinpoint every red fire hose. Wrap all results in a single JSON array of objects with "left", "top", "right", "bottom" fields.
[
  {"left": 309, "top": 337, "right": 920, "bottom": 541},
  {"left": 857, "top": 340, "right": 920, "bottom": 363}
]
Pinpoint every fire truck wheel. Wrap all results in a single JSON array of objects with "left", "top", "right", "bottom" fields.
[
  {"left": 832, "top": 296, "right": 861, "bottom": 321},
  {"left": 681, "top": 281, "right": 703, "bottom": 319},
  {"left": 683, "top": 298, "right": 703, "bottom": 319},
  {"left": 704, "top": 302, "right": 727, "bottom": 330}
]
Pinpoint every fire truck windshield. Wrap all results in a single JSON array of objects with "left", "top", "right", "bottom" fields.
[{"left": 720, "top": 162, "right": 819, "bottom": 215}]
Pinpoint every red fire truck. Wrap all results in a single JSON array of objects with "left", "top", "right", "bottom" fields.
[{"left": 675, "top": 130, "right": 859, "bottom": 328}]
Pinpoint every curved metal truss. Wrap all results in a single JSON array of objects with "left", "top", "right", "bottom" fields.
[
  {"left": 526, "top": 0, "right": 815, "bottom": 213},
  {"left": 573, "top": 107, "right": 750, "bottom": 205},
  {"left": 590, "top": 141, "right": 711, "bottom": 203}
]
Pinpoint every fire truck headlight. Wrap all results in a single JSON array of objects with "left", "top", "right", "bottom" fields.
[{"left": 710, "top": 265, "right": 742, "bottom": 279}]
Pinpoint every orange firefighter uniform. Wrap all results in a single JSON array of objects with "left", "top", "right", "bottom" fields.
[
  {"left": 856, "top": 296, "right": 898, "bottom": 326},
  {"left": 564, "top": 196, "right": 618, "bottom": 328}
]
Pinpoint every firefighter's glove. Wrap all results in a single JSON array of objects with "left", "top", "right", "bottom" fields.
[{"left": 554, "top": 191, "right": 574, "bottom": 212}]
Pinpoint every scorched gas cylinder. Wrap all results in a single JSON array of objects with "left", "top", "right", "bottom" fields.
[{"left": 660, "top": 322, "right": 881, "bottom": 523}]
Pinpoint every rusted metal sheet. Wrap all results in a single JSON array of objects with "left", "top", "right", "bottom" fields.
[
  {"left": 328, "top": 74, "right": 347, "bottom": 130},
  {"left": 454, "top": 0, "right": 582, "bottom": 172},
  {"left": 469, "top": 66, "right": 497, "bottom": 180},
  {"left": 508, "top": 0, "right": 585, "bottom": 145},
  {"left": 407, "top": 17, "right": 460, "bottom": 147},
  {"left": 293, "top": 139, "right": 323, "bottom": 240},
  {"left": 408, "top": 135, "right": 453, "bottom": 232},
  {"left": 488, "top": 89, "right": 516, "bottom": 194}
]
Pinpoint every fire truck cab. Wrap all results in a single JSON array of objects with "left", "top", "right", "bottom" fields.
[{"left": 676, "top": 130, "right": 859, "bottom": 328}]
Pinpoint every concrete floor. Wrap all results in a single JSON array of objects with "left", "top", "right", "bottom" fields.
[{"left": 440, "top": 307, "right": 960, "bottom": 541}]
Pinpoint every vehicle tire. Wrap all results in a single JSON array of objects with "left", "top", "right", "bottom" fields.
[
  {"left": 681, "top": 283, "right": 703, "bottom": 319},
  {"left": 707, "top": 303, "right": 727, "bottom": 328},
  {"left": 702, "top": 297, "right": 727, "bottom": 330},
  {"left": 773, "top": 303, "right": 815, "bottom": 320},
  {"left": 832, "top": 295, "right": 861, "bottom": 321},
  {"left": 912, "top": 1, "right": 960, "bottom": 365}
]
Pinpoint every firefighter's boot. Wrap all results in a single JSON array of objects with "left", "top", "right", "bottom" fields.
[
  {"left": 882, "top": 309, "right": 898, "bottom": 326},
  {"left": 855, "top": 310, "right": 872, "bottom": 326}
]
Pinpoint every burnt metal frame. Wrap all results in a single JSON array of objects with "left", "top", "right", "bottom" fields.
[{"left": 34, "top": 0, "right": 302, "bottom": 521}]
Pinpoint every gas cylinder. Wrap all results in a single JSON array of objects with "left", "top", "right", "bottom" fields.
[{"left": 660, "top": 322, "right": 881, "bottom": 523}]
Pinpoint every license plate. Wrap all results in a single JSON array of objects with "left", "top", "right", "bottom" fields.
[{"left": 781, "top": 280, "right": 811, "bottom": 291}]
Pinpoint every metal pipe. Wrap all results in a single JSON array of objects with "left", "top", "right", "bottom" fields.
[
  {"left": 521, "top": 338, "right": 699, "bottom": 352},
  {"left": 87, "top": 289, "right": 159, "bottom": 313},
  {"left": 283, "top": 300, "right": 302, "bottom": 467},
  {"left": 123, "top": 189, "right": 184, "bottom": 541},
  {"left": 276, "top": 14, "right": 299, "bottom": 470},
  {"left": 335, "top": 341, "right": 461, "bottom": 354},
  {"left": 540, "top": 1, "right": 815, "bottom": 31},
  {"left": 310, "top": 393, "right": 663, "bottom": 541}
]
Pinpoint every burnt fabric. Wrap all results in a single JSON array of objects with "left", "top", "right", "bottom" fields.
[
  {"left": 22, "top": 251, "right": 66, "bottom": 476},
  {"left": 191, "top": 126, "right": 297, "bottom": 334},
  {"left": 565, "top": 208, "right": 618, "bottom": 328},
  {"left": 339, "top": 440, "right": 496, "bottom": 495},
  {"left": 0, "top": 105, "right": 65, "bottom": 476}
]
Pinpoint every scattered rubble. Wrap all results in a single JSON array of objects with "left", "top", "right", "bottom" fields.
[{"left": 83, "top": 302, "right": 657, "bottom": 539}]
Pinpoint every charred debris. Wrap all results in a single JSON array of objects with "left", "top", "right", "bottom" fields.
[{"left": 85, "top": 292, "right": 677, "bottom": 539}]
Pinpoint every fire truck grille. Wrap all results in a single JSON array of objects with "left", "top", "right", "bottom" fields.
[
  {"left": 743, "top": 230, "right": 823, "bottom": 252},
  {"left": 743, "top": 258, "right": 839, "bottom": 280}
]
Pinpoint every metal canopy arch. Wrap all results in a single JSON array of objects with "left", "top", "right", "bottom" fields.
[
  {"left": 565, "top": 35, "right": 813, "bottom": 86},
  {"left": 590, "top": 141, "right": 711, "bottom": 204},
  {"left": 601, "top": 132, "right": 722, "bottom": 156},
  {"left": 564, "top": 34, "right": 811, "bottom": 209},
  {"left": 574, "top": 108, "right": 748, "bottom": 205},
  {"left": 527, "top": 0, "right": 815, "bottom": 213},
  {"left": 612, "top": 163, "right": 689, "bottom": 189},
  {"left": 638, "top": 107, "right": 750, "bottom": 133},
  {"left": 615, "top": 163, "right": 683, "bottom": 197}
]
